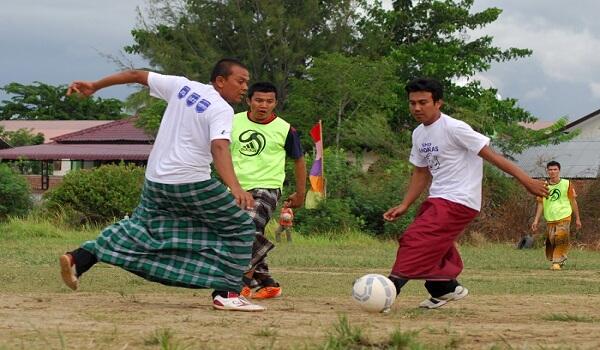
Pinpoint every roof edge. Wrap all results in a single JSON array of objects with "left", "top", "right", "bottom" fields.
[
  {"left": 51, "top": 117, "right": 141, "bottom": 142},
  {"left": 563, "top": 107, "right": 600, "bottom": 130}
]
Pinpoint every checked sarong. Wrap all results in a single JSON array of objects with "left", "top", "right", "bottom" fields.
[
  {"left": 245, "top": 188, "right": 280, "bottom": 286},
  {"left": 81, "top": 179, "right": 255, "bottom": 292}
]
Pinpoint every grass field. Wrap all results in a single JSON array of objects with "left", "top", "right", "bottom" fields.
[{"left": 1, "top": 217, "right": 600, "bottom": 349}]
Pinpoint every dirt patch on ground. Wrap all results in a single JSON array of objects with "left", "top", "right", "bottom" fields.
[{"left": 1, "top": 291, "right": 599, "bottom": 349}]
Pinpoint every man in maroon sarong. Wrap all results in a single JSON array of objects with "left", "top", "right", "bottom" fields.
[{"left": 383, "top": 78, "right": 548, "bottom": 309}]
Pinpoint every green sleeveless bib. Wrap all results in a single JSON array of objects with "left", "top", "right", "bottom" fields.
[
  {"left": 543, "top": 179, "right": 572, "bottom": 222},
  {"left": 231, "top": 112, "right": 290, "bottom": 190}
]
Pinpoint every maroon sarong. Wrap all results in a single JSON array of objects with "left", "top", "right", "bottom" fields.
[{"left": 390, "top": 198, "right": 478, "bottom": 280}]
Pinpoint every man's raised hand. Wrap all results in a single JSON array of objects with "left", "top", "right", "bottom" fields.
[{"left": 66, "top": 81, "right": 96, "bottom": 97}]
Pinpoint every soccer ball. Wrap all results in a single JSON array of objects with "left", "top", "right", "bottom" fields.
[
  {"left": 352, "top": 274, "right": 396, "bottom": 313},
  {"left": 281, "top": 213, "right": 292, "bottom": 221}
]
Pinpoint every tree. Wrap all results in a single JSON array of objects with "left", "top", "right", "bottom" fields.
[
  {"left": 286, "top": 53, "right": 402, "bottom": 153},
  {"left": 0, "top": 82, "right": 126, "bottom": 120},
  {"left": 0, "top": 164, "right": 33, "bottom": 220},
  {"left": 0, "top": 126, "right": 44, "bottom": 147},
  {"left": 0, "top": 126, "right": 46, "bottom": 174},
  {"left": 126, "top": 0, "right": 571, "bottom": 155},
  {"left": 126, "top": 0, "right": 360, "bottom": 106},
  {"left": 357, "top": 0, "right": 572, "bottom": 154}
]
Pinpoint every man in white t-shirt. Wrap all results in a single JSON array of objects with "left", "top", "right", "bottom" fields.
[
  {"left": 383, "top": 78, "right": 549, "bottom": 309},
  {"left": 59, "top": 59, "right": 265, "bottom": 312}
]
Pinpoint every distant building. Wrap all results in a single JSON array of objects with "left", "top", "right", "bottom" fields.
[
  {"left": 513, "top": 108, "right": 600, "bottom": 179},
  {"left": 0, "top": 118, "right": 154, "bottom": 190},
  {"left": 0, "top": 120, "right": 113, "bottom": 143}
]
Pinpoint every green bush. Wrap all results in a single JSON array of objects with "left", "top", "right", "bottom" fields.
[
  {"left": 287, "top": 148, "right": 417, "bottom": 237},
  {"left": 44, "top": 163, "right": 145, "bottom": 225},
  {"left": 347, "top": 157, "right": 417, "bottom": 237},
  {"left": 289, "top": 148, "right": 364, "bottom": 234},
  {"left": 0, "top": 163, "right": 33, "bottom": 220},
  {"left": 481, "top": 164, "right": 521, "bottom": 209},
  {"left": 293, "top": 198, "right": 362, "bottom": 235}
]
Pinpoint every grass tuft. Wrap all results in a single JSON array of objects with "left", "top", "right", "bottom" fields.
[
  {"left": 316, "top": 315, "right": 447, "bottom": 349},
  {"left": 319, "top": 315, "right": 365, "bottom": 349},
  {"left": 256, "top": 327, "right": 278, "bottom": 337},
  {"left": 542, "top": 313, "right": 598, "bottom": 323},
  {"left": 144, "top": 328, "right": 190, "bottom": 350}
]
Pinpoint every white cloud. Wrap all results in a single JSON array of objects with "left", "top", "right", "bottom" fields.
[
  {"left": 473, "top": 15, "right": 600, "bottom": 85},
  {"left": 523, "top": 86, "right": 547, "bottom": 100},
  {"left": 590, "top": 82, "right": 600, "bottom": 98}
]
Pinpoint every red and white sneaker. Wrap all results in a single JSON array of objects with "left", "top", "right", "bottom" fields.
[
  {"left": 213, "top": 292, "right": 265, "bottom": 312},
  {"left": 59, "top": 254, "right": 79, "bottom": 291}
]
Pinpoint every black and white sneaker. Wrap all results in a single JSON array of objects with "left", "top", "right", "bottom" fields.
[
  {"left": 419, "top": 297, "right": 448, "bottom": 309},
  {"left": 419, "top": 286, "right": 469, "bottom": 309}
]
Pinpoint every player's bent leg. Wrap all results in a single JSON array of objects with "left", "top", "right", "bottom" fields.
[
  {"left": 59, "top": 254, "right": 78, "bottom": 290},
  {"left": 421, "top": 280, "right": 468, "bottom": 309},
  {"left": 59, "top": 248, "right": 98, "bottom": 291},
  {"left": 252, "top": 276, "right": 281, "bottom": 299},
  {"left": 388, "top": 275, "right": 408, "bottom": 296}
]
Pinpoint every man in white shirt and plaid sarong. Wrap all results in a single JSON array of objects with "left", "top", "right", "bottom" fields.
[{"left": 59, "top": 59, "right": 264, "bottom": 312}]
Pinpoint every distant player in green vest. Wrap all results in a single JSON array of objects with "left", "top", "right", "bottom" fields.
[
  {"left": 230, "top": 82, "right": 307, "bottom": 299},
  {"left": 531, "top": 161, "right": 582, "bottom": 270}
]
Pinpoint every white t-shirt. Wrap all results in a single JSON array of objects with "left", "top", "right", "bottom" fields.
[
  {"left": 409, "top": 113, "right": 490, "bottom": 211},
  {"left": 145, "top": 72, "right": 233, "bottom": 184}
]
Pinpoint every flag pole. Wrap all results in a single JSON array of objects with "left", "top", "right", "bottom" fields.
[{"left": 319, "top": 119, "right": 326, "bottom": 199}]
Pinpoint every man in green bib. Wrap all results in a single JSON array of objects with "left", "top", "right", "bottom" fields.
[
  {"left": 531, "top": 161, "right": 582, "bottom": 270},
  {"left": 230, "top": 82, "right": 306, "bottom": 299}
]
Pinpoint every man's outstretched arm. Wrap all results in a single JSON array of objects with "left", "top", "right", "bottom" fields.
[
  {"left": 67, "top": 70, "right": 149, "bottom": 97},
  {"left": 383, "top": 166, "right": 431, "bottom": 222},
  {"left": 478, "top": 145, "right": 548, "bottom": 198}
]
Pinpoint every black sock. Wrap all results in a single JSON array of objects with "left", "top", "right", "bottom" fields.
[
  {"left": 424, "top": 279, "right": 460, "bottom": 298},
  {"left": 69, "top": 248, "right": 98, "bottom": 277},
  {"left": 242, "top": 276, "right": 253, "bottom": 286},
  {"left": 259, "top": 277, "right": 278, "bottom": 287},
  {"left": 388, "top": 276, "right": 408, "bottom": 295}
]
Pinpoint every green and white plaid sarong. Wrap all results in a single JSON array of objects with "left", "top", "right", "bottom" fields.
[{"left": 81, "top": 178, "right": 255, "bottom": 292}]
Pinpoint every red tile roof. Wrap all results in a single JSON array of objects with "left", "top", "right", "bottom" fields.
[
  {"left": 0, "top": 120, "right": 113, "bottom": 143},
  {"left": 52, "top": 118, "right": 154, "bottom": 143},
  {"left": 0, "top": 143, "right": 153, "bottom": 161},
  {"left": 0, "top": 118, "right": 155, "bottom": 161}
]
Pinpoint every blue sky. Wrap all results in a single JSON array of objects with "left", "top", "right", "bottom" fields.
[
  {"left": 0, "top": 0, "right": 147, "bottom": 101},
  {"left": 470, "top": 0, "right": 600, "bottom": 121},
  {"left": 1, "top": 1, "right": 599, "bottom": 121}
]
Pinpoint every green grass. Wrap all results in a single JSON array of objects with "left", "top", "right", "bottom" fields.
[
  {"left": 317, "top": 315, "right": 457, "bottom": 350},
  {"left": 143, "top": 327, "right": 195, "bottom": 350},
  {"left": 2, "top": 216, "right": 600, "bottom": 349},
  {"left": 1, "top": 216, "right": 600, "bottom": 296}
]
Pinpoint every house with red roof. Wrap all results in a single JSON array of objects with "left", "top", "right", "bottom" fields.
[
  {"left": 0, "top": 120, "right": 113, "bottom": 143},
  {"left": 0, "top": 118, "right": 154, "bottom": 190}
]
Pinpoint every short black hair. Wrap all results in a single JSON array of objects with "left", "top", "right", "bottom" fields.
[
  {"left": 247, "top": 82, "right": 278, "bottom": 100},
  {"left": 405, "top": 78, "right": 444, "bottom": 102},
  {"left": 210, "top": 58, "right": 248, "bottom": 83},
  {"left": 547, "top": 161, "right": 561, "bottom": 170}
]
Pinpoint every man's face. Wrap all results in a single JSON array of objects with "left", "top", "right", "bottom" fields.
[
  {"left": 408, "top": 91, "right": 443, "bottom": 125},
  {"left": 247, "top": 91, "right": 277, "bottom": 122},
  {"left": 215, "top": 65, "right": 250, "bottom": 103},
  {"left": 546, "top": 165, "right": 561, "bottom": 180}
]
